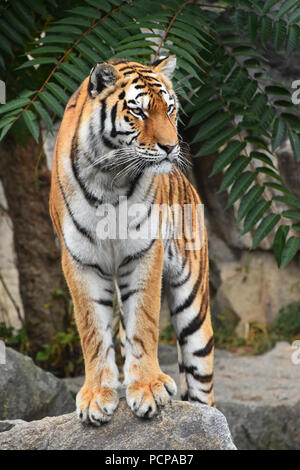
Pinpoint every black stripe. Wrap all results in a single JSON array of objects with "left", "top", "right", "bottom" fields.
[
  {"left": 119, "top": 283, "right": 129, "bottom": 290},
  {"left": 121, "top": 289, "right": 141, "bottom": 303},
  {"left": 56, "top": 166, "right": 94, "bottom": 244},
  {"left": 71, "top": 152, "right": 102, "bottom": 207},
  {"left": 101, "top": 99, "right": 106, "bottom": 132},
  {"left": 193, "top": 336, "right": 214, "bottom": 358},
  {"left": 128, "top": 131, "right": 140, "bottom": 145},
  {"left": 120, "top": 238, "right": 156, "bottom": 268},
  {"left": 102, "top": 135, "right": 118, "bottom": 149},
  {"left": 119, "top": 65, "right": 133, "bottom": 72},
  {"left": 184, "top": 366, "right": 213, "bottom": 384},
  {"left": 95, "top": 298, "right": 113, "bottom": 307},
  {"left": 126, "top": 172, "right": 142, "bottom": 199},
  {"left": 178, "top": 298, "right": 208, "bottom": 346},
  {"left": 135, "top": 92, "right": 148, "bottom": 99},
  {"left": 131, "top": 188, "right": 157, "bottom": 230},
  {"left": 200, "top": 384, "right": 214, "bottom": 394},
  {"left": 118, "top": 269, "right": 134, "bottom": 278},
  {"left": 189, "top": 395, "right": 207, "bottom": 405},
  {"left": 181, "top": 392, "right": 189, "bottom": 401},
  {"left": 105, "top": 288, "right": 114, "bottom": 294},
  {"left": 54, "top": 208, "right": 111, "bottom": 280},
  {"left": 111, "top": 102, "right": 118, "bottom": 137},
  {"left": 170, "top": 270, "right": 202, "bottom": 316},
  {"left": 114, "top": 130, "right": 135, "bottom": 136},
  {"left": 170, "top": 265, "right": 191, "bottom": 288}
]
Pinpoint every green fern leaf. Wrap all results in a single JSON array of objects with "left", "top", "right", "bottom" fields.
[
  {"left": 272, "top": 117, "right": 287, "bottom": 151},
  {"left": 288, "top": 129, "right": 300, "bottom": 162},
  {"left": 237, "top": 185, "right": 265, "bottom": 222},
  {"left": 263, "top": 0, "right": 280, "bottom": 13},
  {"left": 23, "top": 110, "right": 39, "bottom": 143},
  {"left": 217, "top": 155, "right": 249, "bottom": 192},
  {"left": 276, "top": 0, "right": 299, "bottom": 18},
  {"left": 252, "top": 213, "right": 280, "bottom": 248},
  {"left": 33, "top": 101, "right": 53, "bottom": 132},
  {"left": 191, "top": 113, "right": 231, "bottom": 144},
  {"left": 39, "top": 91, "right": 64, "bottom": 119},
  {"left": 273, "top": 225, "right": 289, "bottom": 266},
  {"left": 226, "top": 171, "right": 256, "bottom": 208},
  {"left": 281, "top": 236, "right": 300, "bottom": 267},
  {"left": 242, "top": 200, "right": 271, "bottom": 234},
  {"left": 210, "top": 141, "right": 246, "bottom": 176}
]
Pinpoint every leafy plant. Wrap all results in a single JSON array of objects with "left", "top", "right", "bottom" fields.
[
  {"left": 1, "top": 0, "right": 300, "bottom": 266},
  {"left": 271, "top": 301, "right": 300, "bottom": 342},
  {"left": 35, "top": 315, "right": 84, "bottom": 377},
  {"left": 0, "top": 323, "right": 30, "bottom": 355}
]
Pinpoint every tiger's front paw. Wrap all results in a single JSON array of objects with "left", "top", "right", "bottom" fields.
[
  {"left": 76, "top": 385, "right": 119, "bottom": 426},
  {"left": 126, "top": 373, "right": 177, "bottom": 418}
]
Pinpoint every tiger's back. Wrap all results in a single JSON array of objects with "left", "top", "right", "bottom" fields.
[{"left": 50, "top": 56, "right": 214, "bottom": 425}]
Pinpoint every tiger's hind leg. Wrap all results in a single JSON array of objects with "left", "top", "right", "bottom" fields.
[
  {"left": 62, "top": 249, "right": 120, "bottom": 426},
  {"left": 166, "top": 243, "right": 215, "bottom": 407}
]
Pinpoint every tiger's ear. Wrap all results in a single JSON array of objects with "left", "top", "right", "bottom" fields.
[
  {"left": 152, "top": 55, "right": 176, "bottom": 79},
  {"left": 88, "top": 63, "right": 118, "bottom": 97}
]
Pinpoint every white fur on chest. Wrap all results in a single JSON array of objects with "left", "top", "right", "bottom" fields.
[{"left": 61, "top": 155, "right": 161, "bottom": 275}]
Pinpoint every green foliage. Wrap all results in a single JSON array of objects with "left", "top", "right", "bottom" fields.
[
  {"left": 35, "top": 315, "right": 83, "bottom": 377},
  {"left": 0, "top": 0, "right": 300, "bottom": 264},
  {"left": 0, "top": 314, "right": 83, "bottom": 378},
  {"left": 212, "top": 301, "right": 300, "bottom": 355},
  {"left": 0, "top": 323, "right": 30, "bottom": 356},
  {"left": 271, "top": 301, "right": 300, "bottom": 341},
  {"left": 159, "top": 324, "right": 177, "bottom": 346}
]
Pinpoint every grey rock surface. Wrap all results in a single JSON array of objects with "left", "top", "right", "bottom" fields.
[
  {"left": 0, "top": 344, "right": 75, "bottom": 421},
  {"left": 0, "top": 420, "right": 26, "bottom": 433},
  {"left": 40, "top": 342, "right": 300, "bottom": 450},
  {"left": 162, "top": 343, "right": 300, "bottom": 450},
  {"left": 0, "top": 399, "right": 236, "bottom": 450}
]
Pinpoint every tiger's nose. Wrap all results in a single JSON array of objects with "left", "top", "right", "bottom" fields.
[{"left": 158, "top": 143, "right": 176, "bottom": 154}]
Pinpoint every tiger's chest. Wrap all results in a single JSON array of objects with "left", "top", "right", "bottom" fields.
[{"left": 62, "top": 174, "right": 163, "bottom": 276}]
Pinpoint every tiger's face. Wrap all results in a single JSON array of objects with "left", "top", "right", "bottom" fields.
[{"left": 86, "top": 56, "right": 180, "bottom": 176}]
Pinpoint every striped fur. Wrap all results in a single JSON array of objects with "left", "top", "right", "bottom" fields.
[{"left": 50, "top": 56, "right": 214, "bottom": 425}]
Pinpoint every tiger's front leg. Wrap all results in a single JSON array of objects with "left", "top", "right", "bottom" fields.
[
  {"left": 62, "top": 249, "right": 119, "bottom": 426},
  {"left": 118, "top": 239, "right": 177, "bottom": 418}
]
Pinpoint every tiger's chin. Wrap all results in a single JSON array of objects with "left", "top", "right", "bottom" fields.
[{"left": 144, "top": 160, "right": 174, "bottom": 176}]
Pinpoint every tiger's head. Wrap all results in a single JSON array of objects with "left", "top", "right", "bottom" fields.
[{"left": 83, "top": 56, "right": 180, "bottom": 177}]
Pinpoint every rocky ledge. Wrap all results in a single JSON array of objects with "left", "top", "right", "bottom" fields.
[{"left": 0, "top": 399, "right": 236, "bottom": 450}]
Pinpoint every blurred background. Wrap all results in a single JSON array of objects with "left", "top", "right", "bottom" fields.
[{"left": 0, "top": 0, "right": 299, "bottom": 450}]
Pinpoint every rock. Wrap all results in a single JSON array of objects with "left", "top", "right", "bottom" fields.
[
  {"left": 0, "top": 342, "right": 75, "bottom": 421},
  {"left": 212, "top": 251, "right": 300, "bottom": 331},
  {"left": 0, "top": 419, "right": 26, "bottom": 433},
  {"left": 214, "top": 342, "right": 300, "bottom": 450},
  {"left": 0, "top": 180, "right": 24, "bottom": 329},
  {"left": 0, "top": 400, "right": 236, "bottom": 450},
  {"left": 158, "top": 342, "right": 178, "bottom": 365},
  {"left": 163, "top": 343, "right": 300, "bottom": 450}
]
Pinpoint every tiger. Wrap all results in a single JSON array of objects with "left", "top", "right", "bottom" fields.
[{"left": 50, "top": 55, "right": 214, "bottom": 426}]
